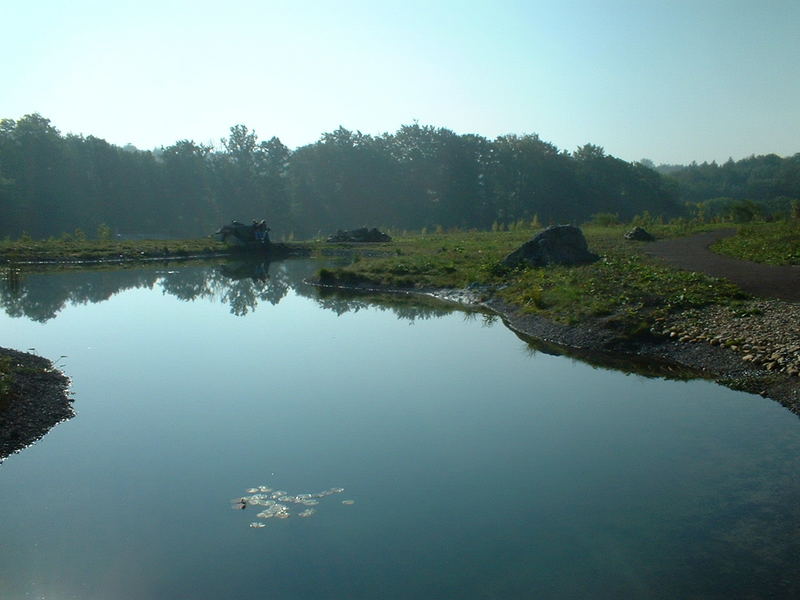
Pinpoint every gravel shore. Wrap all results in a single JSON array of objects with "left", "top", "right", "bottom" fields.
[
  {"left": 0, "top": 347, "right": 73, "bottom": 462},
  {"left": 316, "top": 280, "right": 800, "bottom": 414},
  {"left": 484, "top": 296, "right": 800, "bottom": 416}
]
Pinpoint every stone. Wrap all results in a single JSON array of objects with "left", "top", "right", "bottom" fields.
[
  {"left": 624, "top": 226, "right": 655, "bottom": 242},
  {"left": 502, "top": 225, "right": 600, "bottom": 268}
]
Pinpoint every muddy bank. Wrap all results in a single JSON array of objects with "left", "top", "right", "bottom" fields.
[{"left": 0, "top": 347, "right": 73, "bottom": 462}]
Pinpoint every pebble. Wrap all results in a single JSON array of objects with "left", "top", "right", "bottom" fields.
[{"left": 662, "top": 300, "right": 800, "bottom": 377}]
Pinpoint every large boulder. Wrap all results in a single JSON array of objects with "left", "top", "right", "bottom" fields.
[
  {"left": 624, "top": 226, "right": 655, "bottom": 242},
  {"left": 502, "top": 225, "right": 600, "bottom": 268},
  {"left": 327, "top": 227, "right": 392, "bottom": 243}
]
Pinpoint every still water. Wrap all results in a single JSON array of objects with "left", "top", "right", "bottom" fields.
[{"left": 1, "top": 259, "right": 800, "bottom": 599}]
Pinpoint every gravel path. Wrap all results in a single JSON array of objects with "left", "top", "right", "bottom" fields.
[
  {"left": 635, "top": 230, "right": 800, "bottom": 409},
  {"left": 646, "top": 229, "right": 800, "bottom": 302}
]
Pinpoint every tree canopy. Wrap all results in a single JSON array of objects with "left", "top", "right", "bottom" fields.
[{"left": 6, "top": 113, "right": 775, "bottom": 240}]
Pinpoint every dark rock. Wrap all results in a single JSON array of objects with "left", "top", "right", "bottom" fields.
[
  {"left": 502, "top": 225, "right": 600, "bottom": 268},
  {"left": 624, "top": 226, "right": 655, "bottom": 242},
  {"left": 327, "top": 228, "right": 392, "bottom": 243}
]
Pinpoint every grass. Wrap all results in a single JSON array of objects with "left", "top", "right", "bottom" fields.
[
  {"left": 0, "top": 221, "right": 759, "bottom": 337},
  {"left": 314, "top": 223, "right": 748, "bottom": 335},
  {"left": 712, "top": 221, "right": 800, "bottom": 265},
  {"left": 0, "top": 237, "right": 230, "bottom": 263}
]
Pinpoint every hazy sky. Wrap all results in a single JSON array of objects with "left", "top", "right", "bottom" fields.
[{"left": 3, "top": 0, "right": 798, "bottom": 164}]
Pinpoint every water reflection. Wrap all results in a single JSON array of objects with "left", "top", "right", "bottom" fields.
[
  {"left": 0, "top": 260, "right": 467, "bottom": 323},
  {"left": 0, "top": 260, "right": 743, "bottom": 383},
  {"left": 3, "top": 261, "right": 800, "bottom": 598},
  {"left": 315, "top": 286, "right": 469, "bottom": 321}
]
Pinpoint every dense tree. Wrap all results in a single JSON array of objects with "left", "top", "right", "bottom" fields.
[
  {"left": 0, "top": 113, "right": 723, "bottom": 240},
  {"left": 161, "top": 140, "right": 217, "bottom": 235},
  {"left": 660, "top": 153, "right": 800, "bottom": 216}
]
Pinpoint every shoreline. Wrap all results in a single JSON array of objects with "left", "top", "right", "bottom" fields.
[
  {"left": 4, "top": 255, "right": 799, "bottom": 463},
  {"left": 484, "top": 296, "right": 800, "bottom": 413},
  {"left": 0, "top": 241, "right": 311, "bottom": 267},
  {"left": 0, "top": 347, "right": 73, "bottom": 462},
  {"left": 316, "top": 280, "right": 800, "bottom": 416}
]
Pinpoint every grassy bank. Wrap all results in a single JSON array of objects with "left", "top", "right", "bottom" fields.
[
  {"left": 0, "top": 237, "right": 231, "bottom": 263},
  {"left": 712, "top": 221, "right": 800, "bottom": 265},
  {"left": 317, "top": 224, "right": 747, "bottom": 335}
]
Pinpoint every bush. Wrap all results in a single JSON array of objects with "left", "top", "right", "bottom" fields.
[
  {"left": 96, "top": 223, "right": 113, "bottom": 241},
  {"left": 589, "top": 212, "right": 620, "bottom": 227}
]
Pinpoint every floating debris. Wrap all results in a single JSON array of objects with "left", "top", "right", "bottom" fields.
[
  {"left": 256, "top": 503, "right": 290, "bottom": 520},
  {"left": 233, "top": 484, "right": 349, "bottom": 528}
]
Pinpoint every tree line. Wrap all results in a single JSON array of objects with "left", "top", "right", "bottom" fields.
[
  {"left": 656, "top": 155, "right": 800, "bottom": 222},
  {"left": 1, "top": 113, "right": 796, "bottom": 240}
]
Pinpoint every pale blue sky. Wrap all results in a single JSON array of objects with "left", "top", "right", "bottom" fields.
[{"left": 3, "top": 0, "right": 798, "bottom": 164}]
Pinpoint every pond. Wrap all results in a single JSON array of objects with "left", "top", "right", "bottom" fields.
[{"left": 1, "top": 259, "right": 800, "bottom": 599}]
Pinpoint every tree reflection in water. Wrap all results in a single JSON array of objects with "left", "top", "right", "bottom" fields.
[{"left": 0, "top": 260, "right": 478, "bottom": 323}]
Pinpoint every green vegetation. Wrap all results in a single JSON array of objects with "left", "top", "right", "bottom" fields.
[
  {"left": 712, "top": 221, "right": 800, "bottom": 265},
  {"left": 316, "top": 224, "right": 746, "bottom": 334},
  {"left": 0, "top": 237, "right": 229, "bottom": 263},
  {"left": 0, "top": 114, "right": 679, "bottom": 241},
  {"left": 2, "top": 114, "right": 796, "bottom": 251},
  {"left": 661, "top": 154, "right": 800, "bottom": 219}
]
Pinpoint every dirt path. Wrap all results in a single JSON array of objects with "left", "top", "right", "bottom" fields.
[{"left": 646, "top": 229, "right": 800, "bottom": 302}]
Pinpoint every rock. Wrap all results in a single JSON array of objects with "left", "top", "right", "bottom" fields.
[
  {"left": 502, "top": 225, "right": 600, "bottom": 268},
  {"left": 624, "top": 226, "right": 655, "bottom": 242},
  {"left": 327, "top": 227, "right": 392, "bottom": 243}
]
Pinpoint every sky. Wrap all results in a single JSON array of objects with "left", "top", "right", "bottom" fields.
[{"left": 3, "top": 0, "right": 799, "bottom": 164}]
